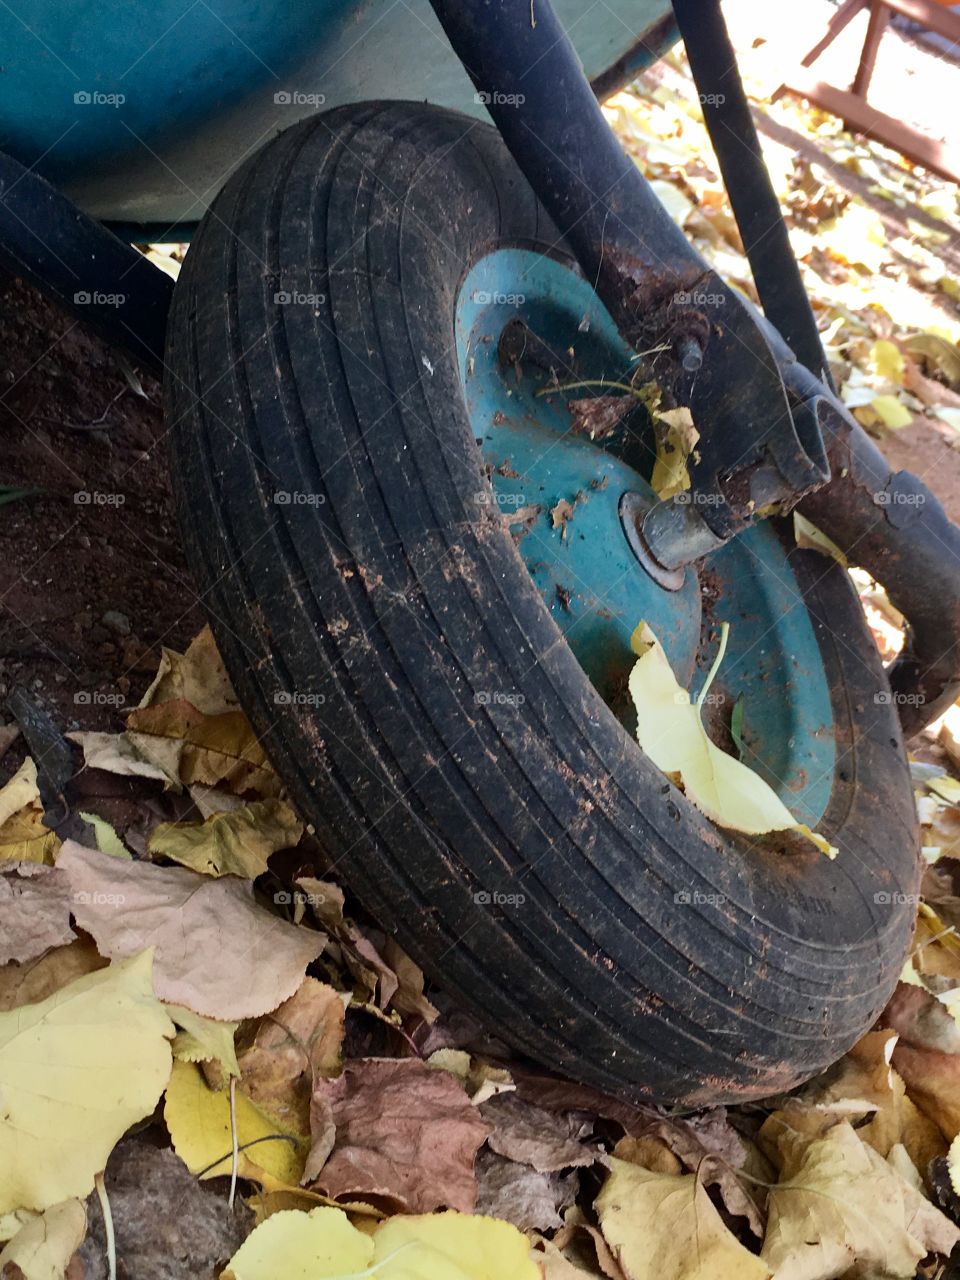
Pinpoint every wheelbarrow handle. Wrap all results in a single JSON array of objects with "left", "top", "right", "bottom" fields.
[{"left": 783, "top": 356, "right": 960, "bottom": 736}]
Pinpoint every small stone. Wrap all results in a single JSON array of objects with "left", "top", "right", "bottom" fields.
[{"left": 101, "top": 610, "right": 131, "bottom": 636}]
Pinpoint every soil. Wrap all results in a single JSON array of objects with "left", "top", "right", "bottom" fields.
[{"left": 0, "top": 272, "right": 203, "bottom": 744}]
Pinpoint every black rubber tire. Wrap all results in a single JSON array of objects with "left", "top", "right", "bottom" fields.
[{"left": 165, "top": 101, "right": 920, "bottom": 1105}]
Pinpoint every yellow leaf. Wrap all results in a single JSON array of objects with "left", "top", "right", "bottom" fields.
[
  {"left": 651, "top": 408, "right": 699, "bottom": 499},
  {"left": 0, "top": 758, "right": 58, "bottom": 864},
  {"left": 148, "top": 799, "right": 302, "bottom": 877},
  {"left": 0, "top": 951, "right": 174, "bottom": 1213},
  {"left": 870, "top": 394, "right": 913, "bottom": 430},
  {"left": 222, "top": 1206, "right": 540, "bottom": 1280},
  {"left": 595, "top": 1157, "right": 770, "bottom": 1280},
  {"left": 79, "top": 811, "right": 130, "bottom": 859},
  {"left": 163, "top": 1059, "right": 304, "bottom": 1185},
  {"left": 223, "top": 1207, "right": 373, "bottom": 1279},
  {"left": 871, "top": 339, "right": 905, "bottom": 385},
  {"left": 167, "top": 1004, "right": 240, "bottom": 1076},
  {"left": 126, "top": 701, "right": 280, "bottom": 796},
  {"left": 139, "top": 625, "right": 239, "bottom": 716},
  {"left": 0, "top": 1199, "right": 86, "bottom": 1280},
  {"left": 628, "top": 621, "right": 835, "bottom": 855},
  {"left": 761, "top": 1120, "right": 959, "bottom": 1278}
]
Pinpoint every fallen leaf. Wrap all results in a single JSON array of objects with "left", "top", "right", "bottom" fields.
[
  {"left": 651, "top": 407, "right": 699, "bottom": 499},
  {"left": 163, "top": 1059, "right": 304, "bottom": 1185},
  {"left": 78, "top": 811, "right": 130, "bottom": 859},
  {"left": 0, "top": 1199, "right": 86, "bottom": 1280},
  {"left": 760, "top": 1119, "right": 959, "bottom": 1279},
  {"left": 628, "top": 622, "right": 835, "bottom": 854},
  {"left": 0, "top": 759, "right": 59, "bottom": 864},
  {"left": 66, "top": 731, "right": 168, "bottom": 782},
  {"left": 56, "top": 841, "right": 324, "bottom": 1019},
  {"left": 126, "top": 701, "right": 280, "bottom": 797},
  {"left": 304, "top": 1057, "right": 491, "bottom": 1213},
  {"left": 234, "top": 978, "right": 344, "bottom": 1133},
  {"left": 475, "top": 1148, "right": 578, "bottom": 1232},
  {"left": 480, "top": 1093, "right": 600, "bottom": 1172},
  {"left": 0, "top": 864, "right": 75, "bottom": 964},
  {"left": 567, "top": 395, "right": 632, "bottom": 441},
  {"left": 73, "top": 1135, "right": 251, "bottom": 1280},
  {"left": 222, "top": 1206, "right": 539, "bottom": 1280},
  {"left": 295, "top": 877, "right": 399, "bottom": 1010},
  {"left": 871, "top": 339, "right": 906, "bottom": 384},
  {"left": 892, "top": 1041, "right": 960, "bottom": 1139},
  {"left": 0, "top": 951, "right": 174, "bottom": 1213},
  {"left": 595, "top": 1157, "right": 770, "bottom": 1280},
  {"left": 139, "top": 625, "right": 239, "bottom": 716},
  {"left": 0, "top": 939, "right": 107, "bottom": 1013},
  {"left": 168, "top": 1004, "right": 240, "bottom": 1077},
  {"left": 147, "top": 799, "right": 302, "bottom": 878}
]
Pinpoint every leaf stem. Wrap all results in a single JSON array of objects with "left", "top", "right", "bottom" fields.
[
  {"left": 95, "top": 1171, "right": 116, "bottom": 1280},
  {"left": 696, "top": 621, "right": 730, "bottom": 712}
]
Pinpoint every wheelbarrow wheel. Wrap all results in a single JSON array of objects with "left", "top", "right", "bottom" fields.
[{"left": 166, "top": 101, "right": 919, "bottom": 1105}]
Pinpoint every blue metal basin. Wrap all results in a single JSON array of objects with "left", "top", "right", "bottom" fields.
[{"left": 0, "top": 0, "right": 675, "bottom": 228}]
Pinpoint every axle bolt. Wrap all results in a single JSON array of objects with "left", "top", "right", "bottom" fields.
[{"left": 677, "top": 335, "right": 703, "bottom": 374}]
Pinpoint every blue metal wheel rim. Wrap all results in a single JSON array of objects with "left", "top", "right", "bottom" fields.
[{"left": 456, "top": 248, "right": 836, "bottom": 826}]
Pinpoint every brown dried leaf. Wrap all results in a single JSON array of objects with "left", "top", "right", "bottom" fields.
[
  {"left": 304, "top": 1057, "right": 491, "bottom": 1213},
  {"left": 235, "top": 978, "right": 344, "bottom": 1134},
  {"left": 474, "top": 1147, "right": 578, "bottom": 1232},
  {"left": 480, "top": 1093, "right": 600, "bottom": 1172},
  {"left": 56, "top": 841, "right": 324, "bottom": 1019},
  {"left": 0, "top": 863, "right": 75, "bottom": 964},
  {"left": 126, "top": 701, "right": 280, "bottom": 797},
  {"left": 148, "top": 799, "right": 302, "bottom": 878},
  {"left": 567, "top": 395, "right": 632, "bottom": 441},
  {"left": 0, "top": 938, "right": 106, "bottom": 1012},
  {"left": 139, "top": 625, "right": 239, "bottom": 716}
]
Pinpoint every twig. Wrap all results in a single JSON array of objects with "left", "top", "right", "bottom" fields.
[{"left": 228, "top": 1075, "right": 239, "bottom": 1209}]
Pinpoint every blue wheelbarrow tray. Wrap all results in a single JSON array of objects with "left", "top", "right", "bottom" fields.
[{"left": 0, "top": 0, "right": 675, "bottom": 229}]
